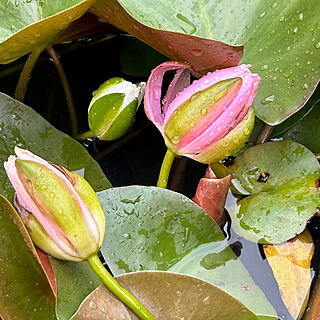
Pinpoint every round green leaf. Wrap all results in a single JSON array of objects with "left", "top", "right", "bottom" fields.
[
  {"left": 73, "top": 271, "right": 259, "bottom": 320},
  {"left": 90, "top": 0, "right": 320, "bottom": 124},
  {"left": 98, "top": 186, "right": 277, "bottom": 319},
  {"left": 0, "top": 0, "right": 96, "bottom": 64},
  {"left": 228, "top": 140, "right": 320, "bottom": 244},
  {"left": 0, "top": 92, "right": 111, "bottom": 200},
  {"left": 0, "top": 195, "right": 56, "bottom": 320}
]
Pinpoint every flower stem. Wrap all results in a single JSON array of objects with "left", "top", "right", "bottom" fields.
[
  {"left": 87, "top": 254, "right": 156, "bottom": 320},
  {"left": 256, "top": 124, "right": 274, "bottom": 145},
  {"left": 157, "top": 148, "right": 176, "bottom": 188},
  {"left": 46, "top": 45, "right": 78, "bottom": 136},
  {"left": 14, "top": 46, "right": 45, "bottom": 101}
]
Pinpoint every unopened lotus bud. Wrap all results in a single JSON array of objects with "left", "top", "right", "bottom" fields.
[
  {"left": 4, "top": 147, "right": 105, "bottom": 261},
  {"left": 144, "top": 62, "right": 260, "bottom": 163},
  {"left": 88, "top": 77, "right": 146, "bottom": 140}
]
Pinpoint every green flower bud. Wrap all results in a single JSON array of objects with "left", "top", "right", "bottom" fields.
[{"left": 88, "top": 77, "right": 145, "bottom": 140}]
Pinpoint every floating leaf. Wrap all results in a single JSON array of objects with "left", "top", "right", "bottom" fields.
[
  {"left": 264, "top": 230, "right": 314, "bottom": 319},
  {"left": 90, "top": 0, "right": 320, "bottom": 125},
  {"left": 227, "top": 140, "right": 320, "bottom": 243},
  {"left": 0, "top": 195, "right": 56, "bottom": 320},
  {"left": 73, "top": 271, "right": 259, "bottom": 320},
  {"left": 49, "top": 258, "right": 102, "bottom": 320},
  {"left": 0, "top": 0, "right": 96, "bottom": 64},
  {"left": 98, "top": 186, "right": 277, "bottom": 319},
  {"left": 193, "top": 166, "right": 231, "bottom": 225},
  {"left": 0, "top": 92, "right": 111, "bottom": 201}
]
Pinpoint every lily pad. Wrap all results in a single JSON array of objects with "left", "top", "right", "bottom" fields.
[
  {"left": 90, "top": 0, "right": 320, "bottom": 125},
  {"left": 73, "top": 271, "right": 258, "bottom": 320},
  {"left": 98, "top": 186, "right": 277, "bottom": 319},
  {"left": 264, "top": 230, "right": 314, "bottom": 320},
  {"left": 0, "top": 92, "right": 111, "bottom": 201},
  {"left": 227, "top": 140, "right": 320, "bottom": 243},
  {"left": 0, "top": 0, "right": 96, "bottom": 64},
  {"left": 49, "top": 258, "right": 102, "bottom": 320},
  {"left": 0, "top": 194, "right": 56, "bottom": 320}
]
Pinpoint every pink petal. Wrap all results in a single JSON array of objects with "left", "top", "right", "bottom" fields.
[
  {"left": 193, "top": 166, "right": 231, "bottom": 225},
  {"left": 144, "top": 61, "right": 191, "bottom": 132}
]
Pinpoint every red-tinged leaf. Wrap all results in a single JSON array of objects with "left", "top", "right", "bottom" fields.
[
  {"left": 36, "top": 248, "right": 57, "bottom": 295},
  {"left": 193, "top": 166, "right": 231, "bottom": 224}
]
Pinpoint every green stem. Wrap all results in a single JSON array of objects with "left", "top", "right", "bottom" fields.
[
  {"left": 14, "top": 46, "right": 45, "bottom": 101},
  {"left": 87, "top": 254, "right": 156, "bottom": 320},
  {"left": 157, "top": 148, "right": 176, "bottom": 188}
]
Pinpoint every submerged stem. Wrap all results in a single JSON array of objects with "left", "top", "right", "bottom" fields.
[
  {"left": 87, "top": 254, "right": 155, "bottom": 320},
  {"left": 14, "top": 47, "right": 44, "bottom": 101},
  {"left": 46, "top": 45, "right": 78, "bottom": 136},
  {"left": 157, "top": 148, "right": 176, "bottom": 188},
  {"left": 256, "top": 124, "right": 274, "bottom": 145}
]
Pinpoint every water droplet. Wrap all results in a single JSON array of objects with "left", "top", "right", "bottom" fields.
[
  {"left": 302, "top": 83, "right": 309, "bottom": 90},
  {"left": 258, "top": 48, "right": 263, "bottom": 53},
  {"left": 293, "top": 36, "right": 299, "bottom": 43},
  {"left": 176, "top": 290, "right": 183, "bottom": 297},
  {"left": 271, "top": 2, "right": 277, "bottom": 8},
  {"left": 40, "top": 184, "right": 47, "bottom": 190},
  {"left": 40, "top": 172, "right": 45, "bottom": 178},
  {"left": 214, "top": 87, "right": 228, "bottom": 101},
  {"left": 261, "top": 95, "right": 275, "bottom": 104},
  {"left": 49, "top": 192, "right": 55, "bottom": 198},
  {"left": 293, "top": 27, "right": 298, "bottom": 33},
  {"left": 190, "top": 122, "right": 195, "bottom": 128},
  {"left": 203, "top": 296, "right": 211, "bottom": 305},
  {"left": 259, "top": 12, "right": 266, "bottom": 18},
  {"left": 244, "top": 128, "right": 250, "bottom": 136},
  {"left": 261, "top": 64, "right": 268, "bottom": 71},
  {"left": 192, "top": 49, "right": 203, "bottom": 56},
  {"left": 271, "top": 76, "right": 277, "bottom": 82},
  {"left": 316, "top": 42, "right": 320, "bottom": 49},
  {"left": 280, "top": 16, "right": 285, "bottom": 22},
  {"left": 284, "top": 68, "right": 292, "bottom": 78},
  {"left": 89, "top": 301, "right": 97, "bottom": 310},
  {"left": 297, "top": 13, "right": 303, "bottom": 21},
  {"left": 311, "top": 22, "right": 318, "bottom": 32},
  {"left": 200, "top": 108, "right": 207, "bottom": 115}
]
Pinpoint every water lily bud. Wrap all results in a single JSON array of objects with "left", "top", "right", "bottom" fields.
[
  {"left": 144, "top": 62, "right": 260, "bottom": 163},
  {"left": 4, "top": 147, "right": 105, "bottom": 262},
  {"left": 88, "top": 77, "right": 146, "bottom": 140}
]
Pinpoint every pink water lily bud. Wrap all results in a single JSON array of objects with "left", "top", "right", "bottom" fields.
[
  {"left": 145, "top": 62, "right": 260, "bottom": 163},
  {"left": 4, "top": 147, "right": 105, "bottom": 262}
]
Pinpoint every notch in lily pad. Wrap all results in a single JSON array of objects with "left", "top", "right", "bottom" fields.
[{"left": 77, "top": 77, "right": 146, "bottom": 141}]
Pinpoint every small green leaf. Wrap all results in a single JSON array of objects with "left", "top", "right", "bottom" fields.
[
  {"left": 0, "top": 0, "right": 96, "bottom": 64},
  {"left": 73, "top": 271, "right": 259, "bottom": 320},
  {"left": 98, "top": 186, "right": 277, "bottom": 319},
  {"left": 0, "top": 92, "right": 111, "bottom": 200},
  {"left": 228, "top": 140, "right": 320, "bottom": 243},
  {"left": 0, "top": 195, "right": 56, "bottom": 320}
]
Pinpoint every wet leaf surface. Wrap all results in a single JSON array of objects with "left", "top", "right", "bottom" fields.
[
  {"left": 0, "top": 195, "right": 56, "bottom": 320},
  {"left": 0, "top": 92, "right": 111, "bottom": 201},
  {"left": 91, "top": 0, "right": 320, "bottom": 125},
  {"left": 73, "top": 271, "right": 259, "bottom": 320},
  {"left": 227, "top": 140, "right": 320, "bottom": 243},
  {"left": 0, "top": 0, "right": 96, "bottom": 64},
  {"left": 264, "top": 230, "right": 314, "bottom": 319},
  {"left": 98, "top": 186, "right": 277, "bottom": 319}
]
